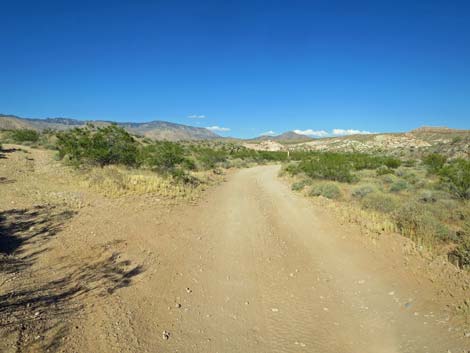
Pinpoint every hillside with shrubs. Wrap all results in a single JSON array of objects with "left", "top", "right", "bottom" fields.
[{"left": 283, "top": 149, "right": 470, "bottom": 269}]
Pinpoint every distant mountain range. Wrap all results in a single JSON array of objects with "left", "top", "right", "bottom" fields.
[
  {"left": 1, "top": 115, "right": 468, "bottom": 154},
  {"left": 249, "top": 131, "right": 314, "bottom": 143},
  {"left": 0, "top": 114, "right": 319, "bottom": 142},
  {"left": 0, "top": 114, "right": 219, "bottom": 141}
]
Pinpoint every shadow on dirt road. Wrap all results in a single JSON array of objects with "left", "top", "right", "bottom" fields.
[{"left": 0, "top": 206, "right": 144, "bottom": 352}]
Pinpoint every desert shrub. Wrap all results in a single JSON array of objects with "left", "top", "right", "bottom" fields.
[
  {"left": 297, "top": 154, "right": 355, "bottom": 183},
  {"left": 376, "top": 166, "right": 394, "bottom": 176},
  {"left": 361, "top": 192, "right": 398, "bottom": 213},
  {"left": 403, "top": 159, "right": 416, "bottom": 167},
  {"left": 139, "top": 141, "right": 188, "bottom": 171},
  {"left": 394, "top": 168, "right": 406, "bottom": 177},
  {"left": 401, "top": 171, "right": 420, "bottom": 185},
  {"left": 170, "top": 168, "right": 200, "bottom": 186},
  {"left": 393, "top": 201, "right": 451, "bottom": 245},
  {"left": 380, "top": 173, "right": 397, "bottom": 184},
  {"left": 194, "top": 148, "right": 228, "bottom": 169},
  {"left": 450, "top": 219, "right": 470, "bottom": 268},
  {"left": 309, "top": 182, "right": 342, "bottom": 199},
  {"left": 228, "top": 158, "right": 248, "bottom": 169},
  {"left": 347, "top": 153, "right": 400, "bottom": 170},
  {"left": 291, "top": 179, "right": 311, "bottom": 191},
  {"left": 383, "top": 158, "right": 401, "bottom": 169},
  {"left": 282, "top": 162, "right": 300, "bottom": 175},
  {"left": 56, "top": 125, "right": 138, "bottom": 167},
  {"left": 423, "top": 153, "right": 447, "bottom": 174},
  {"left": 451, "top": 237, "right": 470, "bottom": 268},
  {"left": 439, "top": 159, "right": 470, "bottom": 199},
  {"left": 351, "top": 184, "right": 376, "bottom": 198},
  {"left": 283, "top": 152, "right": 400, "bottom": 183},
  {"left": 390, "top": 179, "right": 409, "bottom": 193},
  {"left": 11, "top": 129, "right": 40, "bottom": 142},
  {"left": 85, "top": 166, "right": 201, "bottom": 198},
  {"left": 418, "top": 190, "right": 436, "bottom": 203}
]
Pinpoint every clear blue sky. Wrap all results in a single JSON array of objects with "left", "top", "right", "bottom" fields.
[{"left": 1, "top": 0, "right": 469, "bottom": 138}]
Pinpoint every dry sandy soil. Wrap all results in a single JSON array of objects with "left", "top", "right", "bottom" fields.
[{"left": 1, "top": 145, "right": 470, "bottom": 353}]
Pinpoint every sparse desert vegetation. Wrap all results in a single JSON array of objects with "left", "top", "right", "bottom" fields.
[
  {"left": 1, "top": 125, "right": 294, "bottom": 200},
  {"left": 1, "top": 123, "right": 470, "bottom": 353},
  {"left": 2, "top": 125, "right": 470, "bottom": 268},
  {"left": 283, "top": 151, "right": 470, "bottom": 268}
]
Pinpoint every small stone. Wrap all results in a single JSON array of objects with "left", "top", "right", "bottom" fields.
[
  {"left": 323, "top": 307, "right": 329, "bottom": 311},
  {"left": 388, "top": 291, "right": 395, "bottom": 296},
  {"left": 186, "top": 287, "right": 192, "bottom": 294},
  {"left": 464, "top": 332, "right": 470, "bottom": 338},
  {"left": 175, "top": 303, "right": 182, "bottom": 308},
  {"left": 271, "top": 308, "right": 279, "bottom": 312},
  {"left": 162, "top": 331, "right": 170, "bottom": 340}
]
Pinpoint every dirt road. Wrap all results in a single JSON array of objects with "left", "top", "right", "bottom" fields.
[
  {"left": 1, "top": 151, "right": 469, "bottom": 352},
  {"left": 73, "top": 165, "right": 468, "bottom": 353}
]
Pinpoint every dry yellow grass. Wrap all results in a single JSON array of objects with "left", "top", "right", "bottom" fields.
[{"left": 82, "top": 166, "right": 220, "bottom": 200}]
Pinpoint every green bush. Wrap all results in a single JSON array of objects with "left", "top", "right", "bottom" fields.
[
  {"left": 390, "top": 180, "right": 409, "bottom": 193},
  {"left": 383, "top": 158, "right": 401, "bottom": 169},
  {"left": 194, "top": 148, "right": 228, "bottom": 169},
  {"left": 297, "top": 154, "right": 356, "bottom": 183},
  {"left": 309, "top": 182, "right": 342, "bottom": 199},
  {"left": 283, "top": 152, "right": 401, "bottom": 183},
  {"left": 11, "top": 129, "right": 40, "bottom": 143},
  {"left": 139, "top": 141, "right": 188, "bottom": 171},
  {"left": 423, "top": 153, "right": 447, "bottom": 174},
  {"left": 403, "top": 159, "right": 416, "bottom": 167},
  {"left": 56, "top": 125, "right": 138, "bottom": 167},
  {"left": 376, "top": 166, "right": 394, "bottom": 176},
  {"left": 291, "top": 179, "right": 311, "bottom": 191},
  {"left": 439, "top": 159, "right": 470, "bottom": 199}
]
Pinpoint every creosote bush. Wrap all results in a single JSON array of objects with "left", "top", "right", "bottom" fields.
[
  {"left": 423, "top": 153, "right": 447, "bottom": 174},
  {"left": 56, "top": 125, "right": 139, "bottom": 167},
  {"left": 439, "top": 159, "right": 470, "bottom": 200},
  {"left": 10, "top": 129, "right": 40, "bottom": 143}
]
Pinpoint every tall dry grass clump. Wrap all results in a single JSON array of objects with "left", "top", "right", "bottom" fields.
[{"left": 83, "top": 166, "right": 207, "bottom": 199}]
